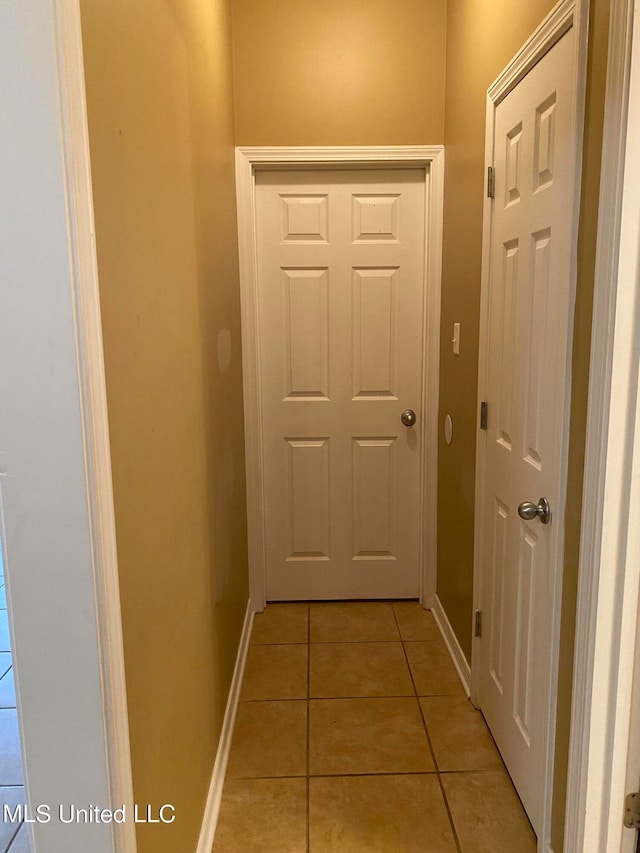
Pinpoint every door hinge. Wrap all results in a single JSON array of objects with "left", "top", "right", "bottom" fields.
[
  {"left": 487, "top": 166, "right": 495, "bottom": 199},
  {"left": 474, "top": 609, "right": 483, "bottom": 638},
  {"left": 624, "top": 792, "right": 640, "bottom": 828},
  {"left": 480, "top": 401, "right": 488, "bottom": 430}
]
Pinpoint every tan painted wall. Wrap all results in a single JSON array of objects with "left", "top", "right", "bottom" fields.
[
  {"left": 78, "top": 1, "right": 609, "bottom": 847},
  {"left": 230, "top": 0, "right": 447, "bottom": 145},
  {"left": 79, "top": 2, "right": 248, "bottom": 851}
]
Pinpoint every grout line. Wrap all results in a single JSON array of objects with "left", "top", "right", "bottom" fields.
[
  {"left": 416, "top": 679, "right": 463, "bottom": 853},
  {"left": 240, "top": 690, "right": 468, "bottom": 703},
  {"left": 309, "top": 770, "right": 439, "bottom": 779},
  {"left": 308, "top": 693, "right": 414, "bottom": 700},
  {"left": 299, "top": 639, "right": 405, "bottom": 645},
  {"left": 5, "top": 820, "right": 24, "bottom": 851},
  {"left": 308, "top": 691, "right": 459, "bottom": 700},
  {"left": 272, "top": 599, "right": 417, "bottom": 605},
  {"left": 230, "top": 770, "right": 442, "bottom": 781},
  {"left": 391, "top": 606, "right": 463, "bottom": 853},
  {"left": 307, "top": 640, "right": 446, "bottom": 646},
  {"left": 227, "top": 774, "right": 308, "bottom": 781},
  {"left": 438, "top": 768, "right": 503, "bottom": 775},
  {"left": 252, "top": 639, "right": 422, "bottom": 646}
]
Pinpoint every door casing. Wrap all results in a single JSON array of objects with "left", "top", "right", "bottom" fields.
[
  {"left": 0, "top": 1, "right": 136, "bottom": 850},
  {"left": 471, "top": 0, "right": 589, "bottom": 850},
  {"left": 565, "top": 0, "right": 640, "bottom": 849},
  {"left": 235, "top": 146, "right": 444, "bottom": 612}
]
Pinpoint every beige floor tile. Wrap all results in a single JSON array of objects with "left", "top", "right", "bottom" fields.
[
  {"left": 214, "top": 777, "right": 307, "bottom": 852},
  {"left": 420, "top": 696, "right": 503, "bottom": 771},
  {"left": 405, "top": 641, "right": 464, "bottom": 696},
  {"left": 443, "top": 769, "right": 536, "bottom": 852},
  {"left": 309, "top": 774, "right": 457, "bottom": 852},
  {"left": 310, "top": 642, "right": 413, "bottom": 698},
  {"left": 226, "top": 700, "right": 307, "bottom": 778},
  {"left": 310, "top": 602, "right": 399, "bottom": 642},
  {"left": 241, "top": 644, "right": 308, "bottom": 700},
  {"left": 251, "top": 603, "right": 309, "bottom": 644},
  {"left": 393, "top": 603, "right": 443, "bottom": 643},
  {"left": 309, "top": 697, "right": 434, "bottom": 775}
]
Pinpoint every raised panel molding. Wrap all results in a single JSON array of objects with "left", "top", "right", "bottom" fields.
[
  {"left": 352, "top": 438, "right": 397, "bottom": 559},
  {"left": 514, "top": 527, "right": 537, "bottom": 745},
  {"left": 498, "top": 241, "right": 518, "bottom": 449},
  {"left": 352, "top": 267, "right": 398, "bottom": 400},
  {"left": 352, "top": 194, "right": 400, "bottom": 243},
  {"left": 285, "top": 438, "right": 330, "bottom": 560},
  {"left": 523, "top": 229, "right": 551, "bottom": 469},
  {"left": 280, "top": 194, "right": 328, "bottom": 243},
  {"left": 505, "top": 123, "right": 523, "bottom": 206},
  {"left": 283, "top": 268, "right": 330, "bottom": 400},
  {"left": 489, "top": 500, "right": 509, "bottom": 695},
  {"left": 534, "top": 94, "right": 557, "bottom": 191}
]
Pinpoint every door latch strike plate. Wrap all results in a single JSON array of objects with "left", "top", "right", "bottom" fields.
[
  {"left": 487, "top": 166, "right": 495, "bottom": 199},
  {"left": 480, "top": 401, "right": 488, "bottom": 431},
  {"left": 624, "top": 792, "right": 640, "bottom": 828},
  {"left": 474, "top": 610, "right": 482, "bottom": 638}
]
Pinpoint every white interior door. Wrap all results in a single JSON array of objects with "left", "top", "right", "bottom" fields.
[
  {"left": 476, "top": 28, "right": 576, "bottom": 833},
  {"left": 255, "top": 169, "right": 426, "bottom": 600}
]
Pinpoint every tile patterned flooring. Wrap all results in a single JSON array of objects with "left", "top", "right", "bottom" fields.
[
  {"left": 213, "top": 602, "right": 537, "bottom": 852},
  {"left": 0, "top": 554, "right": 29, "bottom": 853}
]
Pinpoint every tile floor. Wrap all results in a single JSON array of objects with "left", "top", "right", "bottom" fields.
[
  {"left": 213, "top": 601, "right": 536, "bottom": 852},
  {"left": 0, "top": 551, "right": 30, "bottom": 853}
]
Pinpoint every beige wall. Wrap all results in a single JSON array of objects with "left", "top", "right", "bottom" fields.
[
  {"left": 79, "top": 1, "right": 248, "bottom": 851},
  {"left": 230, "top": 0, "right": 447, "bottom": 145},
  {"left": 78, "top": 2, "right": 610, "bottom": 848}
]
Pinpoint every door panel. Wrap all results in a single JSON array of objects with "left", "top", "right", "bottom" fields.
[
  {"left": 256, "top": 169, "right": 426, "bottom": 600},
  {"left": 478, "top": 28, "right": 576, "bottom": 833},
  {"left": 284, "top": 268, "right": 330, "bottom": 399},
  {"left": 352, "top": 267, "right": 398, "bottom": 398}
]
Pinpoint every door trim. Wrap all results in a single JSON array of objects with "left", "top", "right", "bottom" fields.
[
  {"left": 565, "top": 0, "right": 640, "bottom": 849},
  {"left": 471, "top": 1, "right": 588, "bottom": 849},
  {"left": 0, "top": 1, "right": 135, "bottom": 849},
  {"left": 54, "top": 2, "right": 136, "bottom": 848},
  {"left": 235, "top": 146, "right": 444, "bottom": 611}
]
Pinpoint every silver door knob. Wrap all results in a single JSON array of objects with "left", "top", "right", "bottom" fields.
[
  {"left": 401, "top": 409, "right": 417, "bottom": 427},
  {"left": 518, "top": 497, "right": 551, "bottom": 524}
]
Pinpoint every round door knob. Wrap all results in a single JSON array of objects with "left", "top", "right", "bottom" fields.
[
  {"left": 401, "top": 409, "right": 417, "bottom": 427},
  {"left": 518, "top": 497, "right": 551, "bottom": 525}
]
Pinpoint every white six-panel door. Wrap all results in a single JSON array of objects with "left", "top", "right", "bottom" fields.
[
  {"left": 255, "top": 169, "right": 426, "bottom": 600},
  {"left": 477, "top": 28, "right": 576, "bottom": 833}
]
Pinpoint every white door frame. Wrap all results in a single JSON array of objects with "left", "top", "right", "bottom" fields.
[
  {"left": 565, "top": 0, "right": 640, "bottom": 850},
  {"left": 471, "top": 1, "right": 588, "bottom": 850},
  {"left": 55, "top": 4, "right": 136, "bottom": 848},
  {"left": 0, "top": 1, "right": 135, "bottom": 850},
  {"left": 235, "top": 146, "right": 444, "bottom": 612}
]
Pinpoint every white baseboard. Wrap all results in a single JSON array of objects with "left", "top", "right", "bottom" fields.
[
  {"left": 431, "top": 595, "right": 471, "bottom": 697},
  {"left": 196, "top": 599, "right": 253, "bottom": 853}
]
